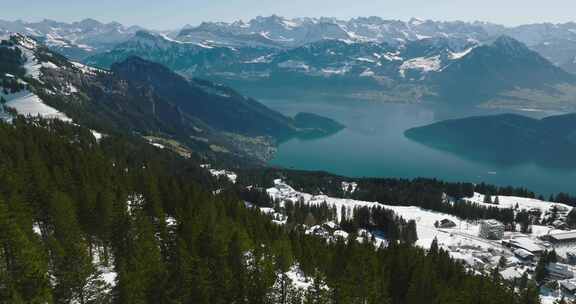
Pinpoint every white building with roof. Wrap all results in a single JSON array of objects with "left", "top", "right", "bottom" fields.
[{"left": 503, "top": 237, "right": 544, "bottom": 255}]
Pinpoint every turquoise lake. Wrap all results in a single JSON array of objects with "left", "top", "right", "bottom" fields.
[{"left": 260, "top": 96, "right": 576, "bottom": 196}]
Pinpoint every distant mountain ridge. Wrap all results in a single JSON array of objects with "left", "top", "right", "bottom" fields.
[
  {"left": 3, "top": 16, "right": 576, "bottom": 69},
  {"left": 174, "top": 16, "right": 576, "bottom": 69},
  {"left": 86, "top": 32, "right": 576, "bottom": 110},
  {"left": 431, "top": 36, "right": 576, "bottom": 105},
  {"left": 5, "top": 17, "right": 576, "bottom": 111}
]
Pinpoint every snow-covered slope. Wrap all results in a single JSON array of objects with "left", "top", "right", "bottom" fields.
[
  {"left": 464, "top": 192, "right": 572, "bottom": 214},
  {"left": 1, "top": 90, "right": 71, "bottom": 122},
  {"left": 261, "top": 178, "right": 576, "bottom": 303},
  {"left": 0, "top": 34, "right": 73, "bottom": 122}
]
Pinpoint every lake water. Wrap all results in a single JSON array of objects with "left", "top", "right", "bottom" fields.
[{"left": 261, "top": 97, "right": 576, "bottom": 196}]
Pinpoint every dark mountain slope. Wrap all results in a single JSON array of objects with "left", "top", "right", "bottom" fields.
[
  {"left": 405, "top": 112, "right": 576, "bottom": 166},
  {"left": 110, "top": 56, "right": 298, "bottom": 138},
  {"left": 432, "top": 36, "right": 576, "bottom": 105}
]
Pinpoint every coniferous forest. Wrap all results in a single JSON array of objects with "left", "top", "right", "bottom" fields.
[{"left": 0, "top": 118, "right": 540, "bottom": 304}]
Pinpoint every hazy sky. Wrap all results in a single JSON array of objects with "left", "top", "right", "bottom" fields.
[{"left": 1, "top": 0, "right": 575, "bottom": 29}]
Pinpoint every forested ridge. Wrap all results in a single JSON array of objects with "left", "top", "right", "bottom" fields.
[
  {"left": 236, "top": 168, "right": 576, "bottom": 228},
  {"left": 0, "top": 118, "right": 539, "bottom": 304}
]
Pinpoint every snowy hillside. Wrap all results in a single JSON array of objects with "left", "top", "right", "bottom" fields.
[
  {"left": 1, "top": 91, "right": 71, "bottom": 122},
  {"left": 0, "top": 35, "right": 73, "bottom": 122},
  {"left": 465, "top": 192, "right": 572, "bottom": 215},
  {"left": 211, "top": 174, "right": 576, "bottom": 304}
]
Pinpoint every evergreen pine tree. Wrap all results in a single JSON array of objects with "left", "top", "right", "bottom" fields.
[{"left": 304, "top": 269, "right": 329, "bottom": 304}]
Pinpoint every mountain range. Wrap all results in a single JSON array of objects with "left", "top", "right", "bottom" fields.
[
  {"left": 0, "top": 18, "right": 142, "bottom": 59},
  {"left": 3, "top": 16, "right": 576, "bottom": 68},
  {"left": 84, "top": 30, "right": 576, "bottom": 109},
  {"left": 0, "top": 34, "right": 343, "bottom": 164},
  {"left": 3, "top": 16, "right": 576, "bottom": 110}
]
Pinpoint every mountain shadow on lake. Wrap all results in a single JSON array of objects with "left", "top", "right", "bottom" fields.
[{"left": 404, "top": 113, "right": 576, "bottom": 168}]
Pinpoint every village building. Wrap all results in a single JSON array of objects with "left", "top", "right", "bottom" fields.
[
  {"left": 560, "top": 281, "right": 576, "bottom": 295},
  {"left": 541, "top": 231, "right": 576, "bottom": 245},
  {"left": 546, "top": 263, "right": 574, "bottom": 281},
  {"left": 502, "top": 237, "right": 544, "bottom": 256},
  {"left": 513, "top": 248, "right": 535, "bottom": 262},
  {"left": 479, "top": 220, "right": 505, "bottom": 240}
]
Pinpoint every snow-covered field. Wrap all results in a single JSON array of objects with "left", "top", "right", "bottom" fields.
[
  {"left": 2, "top": 90, "right": 72, "bottom": 122},
  {"left": 263, "top": 179, "right": 576, "bottom": 302},
  {"left": 380, "top": 204, "right": 487, "bottom": 250},
  {"left": 201, "top": 160, "right": 576, "bottom": 302},
  {"left": 464, "top": 192, "right": 572, "bottom": 214},
  {"left": 267, "top": 179, "right": 495, "bottom": 251}
]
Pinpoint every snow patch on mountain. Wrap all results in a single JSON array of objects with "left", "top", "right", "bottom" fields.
[
  {"left": 450, "top": 47, "right": 475, "bottom": 60},
  {"left": 1, "top": 90, "right": 72, "bottom": 122},
  {"left": 207, "top": 168, "right": 238, "bottom": 184},
  {"left": 71, "top": 61, "right": 104, "bottom": 75},
  {"left": 399, "top": 55, "right": 442, "bottom": 77},
  {"left": 278, "top": 60, "right": 310, "bottom": 71}
]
